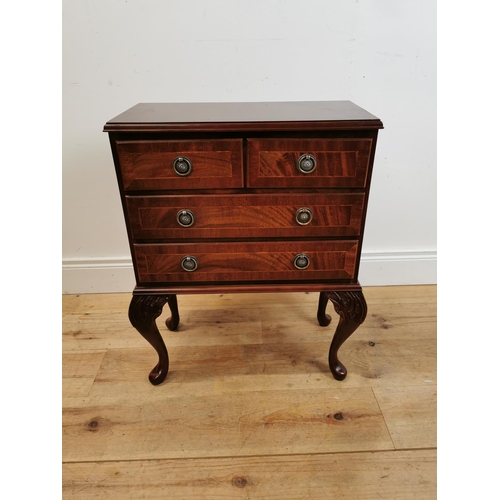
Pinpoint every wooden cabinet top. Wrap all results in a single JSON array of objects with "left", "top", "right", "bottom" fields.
[{"left": 104, "top": 101, "right": 383, "bottom": 133}]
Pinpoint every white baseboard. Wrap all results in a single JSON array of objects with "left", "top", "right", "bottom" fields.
[
  {"left": 357, "top": 250, "right": 436, "bottom": 286},
  {"left": 62, "top": 251, "right": 436, "bottom": 294},
  {"left": 62, "top": 257, "right": 136, "bottom": 294}
]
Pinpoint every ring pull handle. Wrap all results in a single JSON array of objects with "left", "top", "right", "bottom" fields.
[
  {"left": 181, "top": 256, "right": 198, "bottom": 272},
  {"left": 177, "top": 209, "right": 195, "bottom": 227},
  {"left": 293, "top": 253, "right": 311, "bottom": 270},
  {"left": 295, "top": 207, "right": 313, "bottom": 226},
  {"left": 297, "top": 154, "right": 317, "bottom": 174},
  {"left": 172, "top": 156, "right": 193, "bottom": 176}
]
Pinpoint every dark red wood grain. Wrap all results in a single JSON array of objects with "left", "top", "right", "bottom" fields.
[
  {"left": 116, "top": 139, "right": 243, "bottom": 190},
  {"left": 125, "top": 193, "right": 365, "bottom": 240},
  {"left": 247, "top": 138, "right": 372, "bottom": 188},
  {"left": 133, "top": 240, "right": 358, "bottom": 284}
]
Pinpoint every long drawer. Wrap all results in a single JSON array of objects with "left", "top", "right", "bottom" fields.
[
  {"left": 116, "top": 139, "right": 244, "bottom": 190},
  {"left": 247, "top": 138, "right": 372, "bottom": 188},
  {"left": 134, "top": 240, "right": 358, "bottom": 283},
  {"left": 126, "top": 193, "right": 365, "bottom": 240}
]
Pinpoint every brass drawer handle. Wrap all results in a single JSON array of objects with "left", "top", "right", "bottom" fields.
[
  {"left": 293, "top": 253, "right": 310, "bottom": 270},
  {"left": 172, "top": 156, "right": 193, "bottom": 176},
  {"left": 177, "top": 209, "right": 195, "bottom": 227},
  {"left": 297, "top": 154, "right": 316, "bottom": 174},
  {"left": 181, "top": 256, "right": 198, "bottom": 272},
  {"left": 295, "top": 207, "right": 313, "bottom": 225}
]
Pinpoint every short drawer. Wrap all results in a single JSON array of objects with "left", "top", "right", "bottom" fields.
[
  {"left": 134, "top": 240, "right": 358, "bottom": 283},
  {"left": 126, "top": 193, "right": 365, "bottom": 239},
  {"left": 116, "top": 139, "right": 243, "bottom": 190},
  {"left": 247, "top": 138, "right": 372, "bottom": 188}
]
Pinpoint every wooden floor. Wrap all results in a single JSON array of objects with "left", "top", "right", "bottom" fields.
[{"left": 62, "top": 285, "right": 437, "bottom": 499}]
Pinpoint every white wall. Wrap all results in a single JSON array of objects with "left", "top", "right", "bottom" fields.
[{"left": 62, "top": 0, "right": 436, "bottom": 293}]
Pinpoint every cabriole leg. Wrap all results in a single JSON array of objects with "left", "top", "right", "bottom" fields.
[
  {"left": 317, "top": 291, "right": 332, "bottom": 326},
  {"left": 317, "top": 290, "right": 367, "bottom": 381},
  {"left": 128, "top": 294, "right": 173, "bottom": 385},
  {"left": 165, "top": 294, "right": 180, "bottom": 331}
]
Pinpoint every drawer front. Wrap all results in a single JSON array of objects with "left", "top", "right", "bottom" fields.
[
  {"left": 116, "top": 139, "right": 243, "bottom": 190},
  {"left": 134, "top": 240, "right": 358, "bottom": 283},
  {"left": 247, "top": 138, "right": 372, "bottom": 188},
  {"left": 126, "top": 193, "right": 365, "bottom": 239}
]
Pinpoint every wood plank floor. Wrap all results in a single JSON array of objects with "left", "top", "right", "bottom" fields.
[{"left": 62, "top": 285, "right": 437, "bottom": 499}]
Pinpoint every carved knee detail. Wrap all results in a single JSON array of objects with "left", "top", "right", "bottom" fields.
[
  {"left": 327, "top": 291, "right": 367, "bottom": 325},
  {"left": 129, "top": 295, "right": 169, "bottom": 327}
]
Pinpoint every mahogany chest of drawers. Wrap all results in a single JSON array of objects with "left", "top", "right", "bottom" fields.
[{"left": 104, "top": 101, "right": 383, "bottom": 385}]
